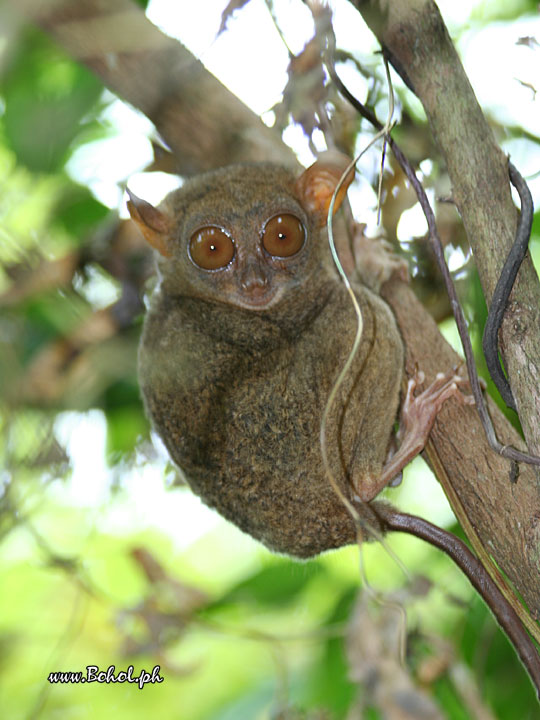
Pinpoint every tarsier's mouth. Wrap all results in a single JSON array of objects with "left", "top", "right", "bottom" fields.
[{"left": 235, "top": 286, "right": 283, "bottom": 310}]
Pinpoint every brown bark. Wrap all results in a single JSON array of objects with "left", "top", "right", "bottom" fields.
[
  {"left": 350, "top": 0, "right": 540, "bottom": 615},
  {"left": 8, "top": 0, "right": 540, "bottom": 611}
]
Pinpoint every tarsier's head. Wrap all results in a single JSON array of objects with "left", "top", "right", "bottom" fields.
[{"left": 127, "top": 152, "right": 354, "bottom": 311}]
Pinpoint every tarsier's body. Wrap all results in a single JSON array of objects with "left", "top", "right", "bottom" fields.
[{"left": 131, "top": 159, "right": 403, "bottom": 556}]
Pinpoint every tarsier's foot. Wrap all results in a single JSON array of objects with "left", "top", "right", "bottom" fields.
[
  {"left": 355, "top": 369, "right": 473, "bottom": 503},
  {"left": 399, "top": 369, "right": 475, "bottom": 443}
]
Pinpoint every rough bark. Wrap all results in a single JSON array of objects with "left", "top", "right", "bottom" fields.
[{"left": 7, "top": 0, "right": 540, "bottom": 611}]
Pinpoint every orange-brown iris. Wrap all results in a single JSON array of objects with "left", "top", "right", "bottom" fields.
[
  {"left": 262, "top": 214, "right": 305, "bottom": 257},
  {"left": 189, "top": 227, "right": 235, "bottom": 270}
]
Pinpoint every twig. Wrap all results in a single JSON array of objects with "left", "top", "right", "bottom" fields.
[{"left": 482, "top": 162, "right": 534, "bottom": 412}]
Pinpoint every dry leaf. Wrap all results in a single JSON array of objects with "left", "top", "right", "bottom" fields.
[
  {"left": 217, "top": 0, "right": 252, "bottom": 36},
  {"left": 346, "top": 594, "right": 444, "bottom": 720}
]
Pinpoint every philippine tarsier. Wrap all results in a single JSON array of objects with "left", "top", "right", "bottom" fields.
[
  {"left": 128, "top": 154, "right": 540, "bottom": 691},
  {"left": 127, "top": 152, "right": 461, "bottom": 556}
]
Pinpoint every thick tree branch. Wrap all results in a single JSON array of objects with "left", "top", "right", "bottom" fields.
[{"left": 347, "top": 0, "right": 540, "bottom": 613}]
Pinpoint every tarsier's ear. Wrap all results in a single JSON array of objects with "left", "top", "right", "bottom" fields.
[
  {"left": 126, "top": 189, "right": 173, "bottom": 258},
  {"left": 294, "top": 151, "right": 355, "bottom": 226}
]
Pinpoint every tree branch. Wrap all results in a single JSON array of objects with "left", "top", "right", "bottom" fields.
[
  {"left": 347, "top": 0, "right": 540, "bottom": 614},
  {"left": 6, "top": 0, "right": 294, "bottom": 175},
  {"left": 381, "top": 280, "right": 540, "bottom": 619}
]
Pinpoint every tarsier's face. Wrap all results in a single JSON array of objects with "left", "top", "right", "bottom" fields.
[
  {"left": 127, "top": 155, "right": 354, "bottom": 311},
  {"left": 159, "top": 164, "right": 321, "bottom": 311},
  {"left": 178, "top": 184, "right": 315, "bottom": 310},
  {"left": 186, "top": 213, "right": 306, "bottom": 309}
]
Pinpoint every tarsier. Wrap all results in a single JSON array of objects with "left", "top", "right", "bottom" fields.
[
  {"left": 128, "top": 154, "right": 540, "bottom": 692},
  {"left": 128, "top": 153, "right": 459, "bottom": 556}
]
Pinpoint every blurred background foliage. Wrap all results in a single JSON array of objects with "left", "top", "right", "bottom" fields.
[{"left": 1, "top": 1, "right": 540, "bottom": 718}]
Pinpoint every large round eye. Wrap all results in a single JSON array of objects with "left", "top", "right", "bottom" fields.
[
  {"left": 262, "top": 214, "right": 305, "bottom": 257},
  {"left": 189, "top": 227, "right": 235, "bottom": 270}
]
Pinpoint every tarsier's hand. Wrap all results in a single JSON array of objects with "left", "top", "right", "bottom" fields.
[{"left": 349, "top": 225, "right": 409, "bottom": 292}]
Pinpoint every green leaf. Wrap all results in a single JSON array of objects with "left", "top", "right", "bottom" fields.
[
  {"left": 52, "top": 183, "right": 109, "bottom": 240},
  {"left": 106, "top": 405, "right": 148, "bottom": 457},
  {"left": 460, "top": 594, "right": 537, "bottom": 716},
  {"left": 307, "top": 587, "right": 357, "bottom": 718},
  {"left": 431, "top": 676, "right": 470, "bottom": 720},
  {"left": 2, "top": 30, "right": 103, "bottom": 173},
  {"left": 214, "top": 560, "right": 325, "bottom": 608}
]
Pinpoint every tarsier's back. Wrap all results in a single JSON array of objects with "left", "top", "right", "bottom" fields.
[{"left": 131, "top": 157, "right": 403, "bottom": 557}]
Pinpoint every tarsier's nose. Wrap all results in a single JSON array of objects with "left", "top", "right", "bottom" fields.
[
  {"left": 238, "top": 259, "right": 273, "bottom": 306},
  {"left": 240, "top": 261, "right": 268, "bottom": 292}
]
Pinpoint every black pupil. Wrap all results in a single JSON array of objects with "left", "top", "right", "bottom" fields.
[{"left": 209, "top": 243, "right": 217, "bottom": 252}]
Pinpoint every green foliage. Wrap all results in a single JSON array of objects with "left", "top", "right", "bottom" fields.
[
  {"left": 52, "top": 184, "right": 110, "bottom": 239},
  {"left": 1, "top": 3, "right": 539, "bottom": 719},
  {"left": 2, "top": 30, "right": 103, "bottom": 173},
  {"left": 307, "top": 588, "right": 357, "bottom": 717},
  {"left": 432, "top": 678, "right": 472, "bottom": 720},
  {"left": 105, "top": 392, "right": 148, "bottom": 458},
  {"left": 214, "top": 562, "right": 327, "bottom": 608},
  {"left": 461, "top": 595, "right": 538, "bottom": 715},
  {"left": 469, "top": 0, "right": 539, "bottom": 23}
]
